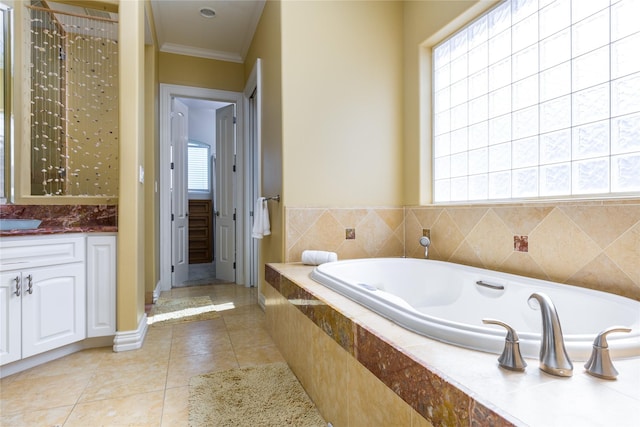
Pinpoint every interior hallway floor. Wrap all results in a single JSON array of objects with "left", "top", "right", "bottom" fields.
[
  {"left": 0, "top": 284, "right": 284, "bottom": 426},
  {"left": 175, "top": 261, "right": 230, "bottom": 287}
]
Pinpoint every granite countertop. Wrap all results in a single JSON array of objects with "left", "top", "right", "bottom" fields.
[
  {"left": 0, "top": 205, "right": 118, "bottom": 237},
  {"left": 0, "top": 225, "right": 118, "bottom": 237}
]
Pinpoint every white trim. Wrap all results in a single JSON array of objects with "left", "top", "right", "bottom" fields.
[
  {"left": 243, "top": 59, "right": 262, "bottom": 289},
  {"left": 159, "top": 43, "right": 243, "bottom": 63},
  {"left": 113, "top": 314, "right": 148, "bottom": 352},
  {"left": 153, "top": 280, "right": 161, "bottom": 303},
  {"left": 159, "top": 84, "right": 245, "bottom": 291}
]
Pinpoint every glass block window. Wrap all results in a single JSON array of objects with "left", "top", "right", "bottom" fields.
[
  {"left": 432, "top": 0, "right": 640, "bottom": 203},
  {"left": 188, "top": 141, "right": 210, "bottom": 192}
]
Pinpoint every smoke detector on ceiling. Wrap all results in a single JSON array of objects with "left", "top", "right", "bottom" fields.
[{"left": 199, "top": 7, "right": 216, "bottom": 18}]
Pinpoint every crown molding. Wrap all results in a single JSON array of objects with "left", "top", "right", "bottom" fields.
[{"left": 160, "top": 42, "right": 244, "bottom": 63}]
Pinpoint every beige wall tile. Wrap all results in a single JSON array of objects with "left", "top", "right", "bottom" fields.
[
  {"left": 529, "top": 208, "right": 602, "bottom": 282},
  {"left": 288, "top": 200, "right": 640, "bottom": 300},
  {"left": 431, "top": 210, "right": 466, "bottom": 259},
  {"left": 560, "top": 205, "right": 640, "bottom": 248},
  {"left": 465, "top": 209, "right": 513, "bottom": 267}
]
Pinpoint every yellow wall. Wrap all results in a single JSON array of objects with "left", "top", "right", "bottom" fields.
[
  {"left": 117, "top": 0, "right": 145, "bottom": 331},
  {"left": 158, "top": 52, "right": 244, "bottom": 91},
  {"left": 280, "top": 0, "right": 404, "bottom": 207},
  {"left": 244, "top": 0, "right": 284, "bottom": 268}
]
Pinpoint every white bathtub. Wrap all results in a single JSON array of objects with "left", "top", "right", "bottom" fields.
[{"left": 310, "top": 258, "right": 640, "bottom": 361}]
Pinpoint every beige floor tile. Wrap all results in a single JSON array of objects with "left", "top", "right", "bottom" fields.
[
  {"left": 170, "top": 330, "right": 234, "bottom": 358},
  {"left": 65, "top": 390, "right": 165, "bottom": 427},
  {"left": 171, "top": 317, "right": 227, "bottom": 338},
  {"left": 166, "top": 349, "right": 238, "bottom": 388},
  {"left": 0, "top": 372, "right": 90, "bottom": 414},
  {"left": 161, "top": 386, "right": 189, "bottom": 427},
  {"left": 1, "top": 285, "right": 275, "bottom": 426},
  {"left": 0, "top": 405, "right": 72, "bottom": 427},
  {"left": 222, "top": 307, "right": 267, "bottom": 331},
  {"left": 235, "top": 344, "right": 286, "bottom": 367},
  {"left": 78, "top": 360, "right": 169, "bottom": 403},
  {"left": 15, "top": 347, "right": 109, "bottom": 381},
  {"left": 228, "top": 325, "right": 275, "bottom": 350}
]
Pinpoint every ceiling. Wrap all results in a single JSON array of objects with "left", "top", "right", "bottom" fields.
[{"left": 149, "top": 0, "right": 266, "bottom": 63}]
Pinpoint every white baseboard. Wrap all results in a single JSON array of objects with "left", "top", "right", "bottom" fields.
[
  {"left": 258, "top": 291, "right": 266, "bottom": 310},
  {"left": 153, "top": 280, "right": 162, "bottom": 303},
  {"left": 113, "top": 314, "right": 148, "bottom": 352}
]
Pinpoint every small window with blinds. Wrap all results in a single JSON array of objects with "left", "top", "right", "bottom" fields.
[{"left": 188, "top": 141, "right": 210, "bottom": 192}]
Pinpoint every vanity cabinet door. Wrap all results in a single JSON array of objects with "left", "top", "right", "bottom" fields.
[
  {"left": 0, "top": 272, "right": 22, "bottom": 365},
  {"left": 86, "top": 235, "right": 116, "bottom": 337},
  {"left": 20, "top": 263, "right": 86, "bottom": 358}
]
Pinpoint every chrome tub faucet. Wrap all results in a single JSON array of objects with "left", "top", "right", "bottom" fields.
[
  {"left": 419, "top": 236, "right": 431, "bottom": 258},
  {"left": 528, "top": 292, "right": 573, "bottom": 377}
]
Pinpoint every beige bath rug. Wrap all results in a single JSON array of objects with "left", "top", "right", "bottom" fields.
[
  {"left": 188, "top": 362, "right": 326, "bottom": 427},
  {"left": 148, "top": 296, "right": 219, "bottom": 326}
]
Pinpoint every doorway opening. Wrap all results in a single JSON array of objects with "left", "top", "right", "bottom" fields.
[
  {"left": 159, "top": 84, "right": 249, "bottom": 296},
  {"left": 173, "top": 97, "right": 233, "bottom": 287}
]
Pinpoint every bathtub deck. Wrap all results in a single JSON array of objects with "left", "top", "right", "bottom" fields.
[{"left": 266, "top": 262, "right": 640, "bottom": 427}]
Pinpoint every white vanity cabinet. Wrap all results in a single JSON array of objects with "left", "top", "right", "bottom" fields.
[
  {"left": 0, "top": 236, "right": 86, "bottom": 365},
  {"left": 86, "top": 235, "right": 117, "bottom": 337}
]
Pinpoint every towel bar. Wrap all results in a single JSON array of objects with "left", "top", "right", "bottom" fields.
[{"left": 265, "top": 195, "right": 280, "bottom": 202}]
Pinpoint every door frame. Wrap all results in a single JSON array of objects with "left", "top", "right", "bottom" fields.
[
  {"left": 243, "top": 59, "right": 262, "bottom": 293},
  {"left": 158, "top": 84, "right": 246, "bottom": 294}
]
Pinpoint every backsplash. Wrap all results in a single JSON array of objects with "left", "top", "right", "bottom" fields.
[
  {"left": 0, "top": 204, "right": 117, "bottom": 228},
  {"left": 285, "top": 207, "right": 405, "bottom": 262},
  {"left": 286, "top": 199, "right": 640, "bottom": 301}
]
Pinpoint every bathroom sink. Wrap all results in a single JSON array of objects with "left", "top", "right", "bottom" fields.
[{"left": 0, "top": 219, "right": 42, "bottom": 231}]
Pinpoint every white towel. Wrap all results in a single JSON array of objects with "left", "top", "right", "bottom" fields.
[
  {"left": 301, "top": 250, "right": 338, "bottom": 265},
  {"left": 251, "top": 197, "right": 271, "bottom": 239}
]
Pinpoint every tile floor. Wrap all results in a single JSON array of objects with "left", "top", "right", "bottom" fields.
[
  {"left": 176, "top": 262, "right": 229, "bottom": 287},
  {"left": 0, "top": 284, "right": 285, "bottom": 426}
]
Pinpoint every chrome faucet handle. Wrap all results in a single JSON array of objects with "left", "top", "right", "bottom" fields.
[
  {"left": 584, "top": 326, "right": 632, "bottom": 380},
  {"left": 483, "top": 318, "right": 527, "bottom": 371}
]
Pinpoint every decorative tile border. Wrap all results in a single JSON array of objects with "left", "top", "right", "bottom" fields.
[{"left": 265, "top": 264, "right": 515, "bottom": 427}]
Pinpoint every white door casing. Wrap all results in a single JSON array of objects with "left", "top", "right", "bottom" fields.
[
  {"left": 215, "top": 104, "right": 236, "bottom": 283},
  {"left": 159, "top": 84, "right": 246, "bottom": 293},
  {"left": 243, "top": 59, "right": 262, "bottom": 295},
  {"left": 171, "top": 98, "right": 189, "bottom": 286}
]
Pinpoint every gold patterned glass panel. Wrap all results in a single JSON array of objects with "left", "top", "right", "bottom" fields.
[{"left": 28, "top": 2, "right": 118, "bottom": 196}]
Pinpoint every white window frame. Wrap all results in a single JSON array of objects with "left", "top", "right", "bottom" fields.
[
  {"left": 431, "top": 0, "right": 640, "bottom": 204},
  {"left": 187, "top": 140, "right": 211, "bottom": 193}
]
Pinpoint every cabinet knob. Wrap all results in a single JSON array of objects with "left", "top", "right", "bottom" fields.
[{"left": 13, "top": 276, "right": 21, "bottom": 297}]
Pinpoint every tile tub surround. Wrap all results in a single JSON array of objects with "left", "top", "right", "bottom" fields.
[
  {"left": 285, "top": 199, "right": 640, "bottom": 301},
  {"left": 0, "top": 204, "right": 117, "bottom": 236},
  {"left": 265, "top": 263, "right": 640, "bottom": 427}
]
